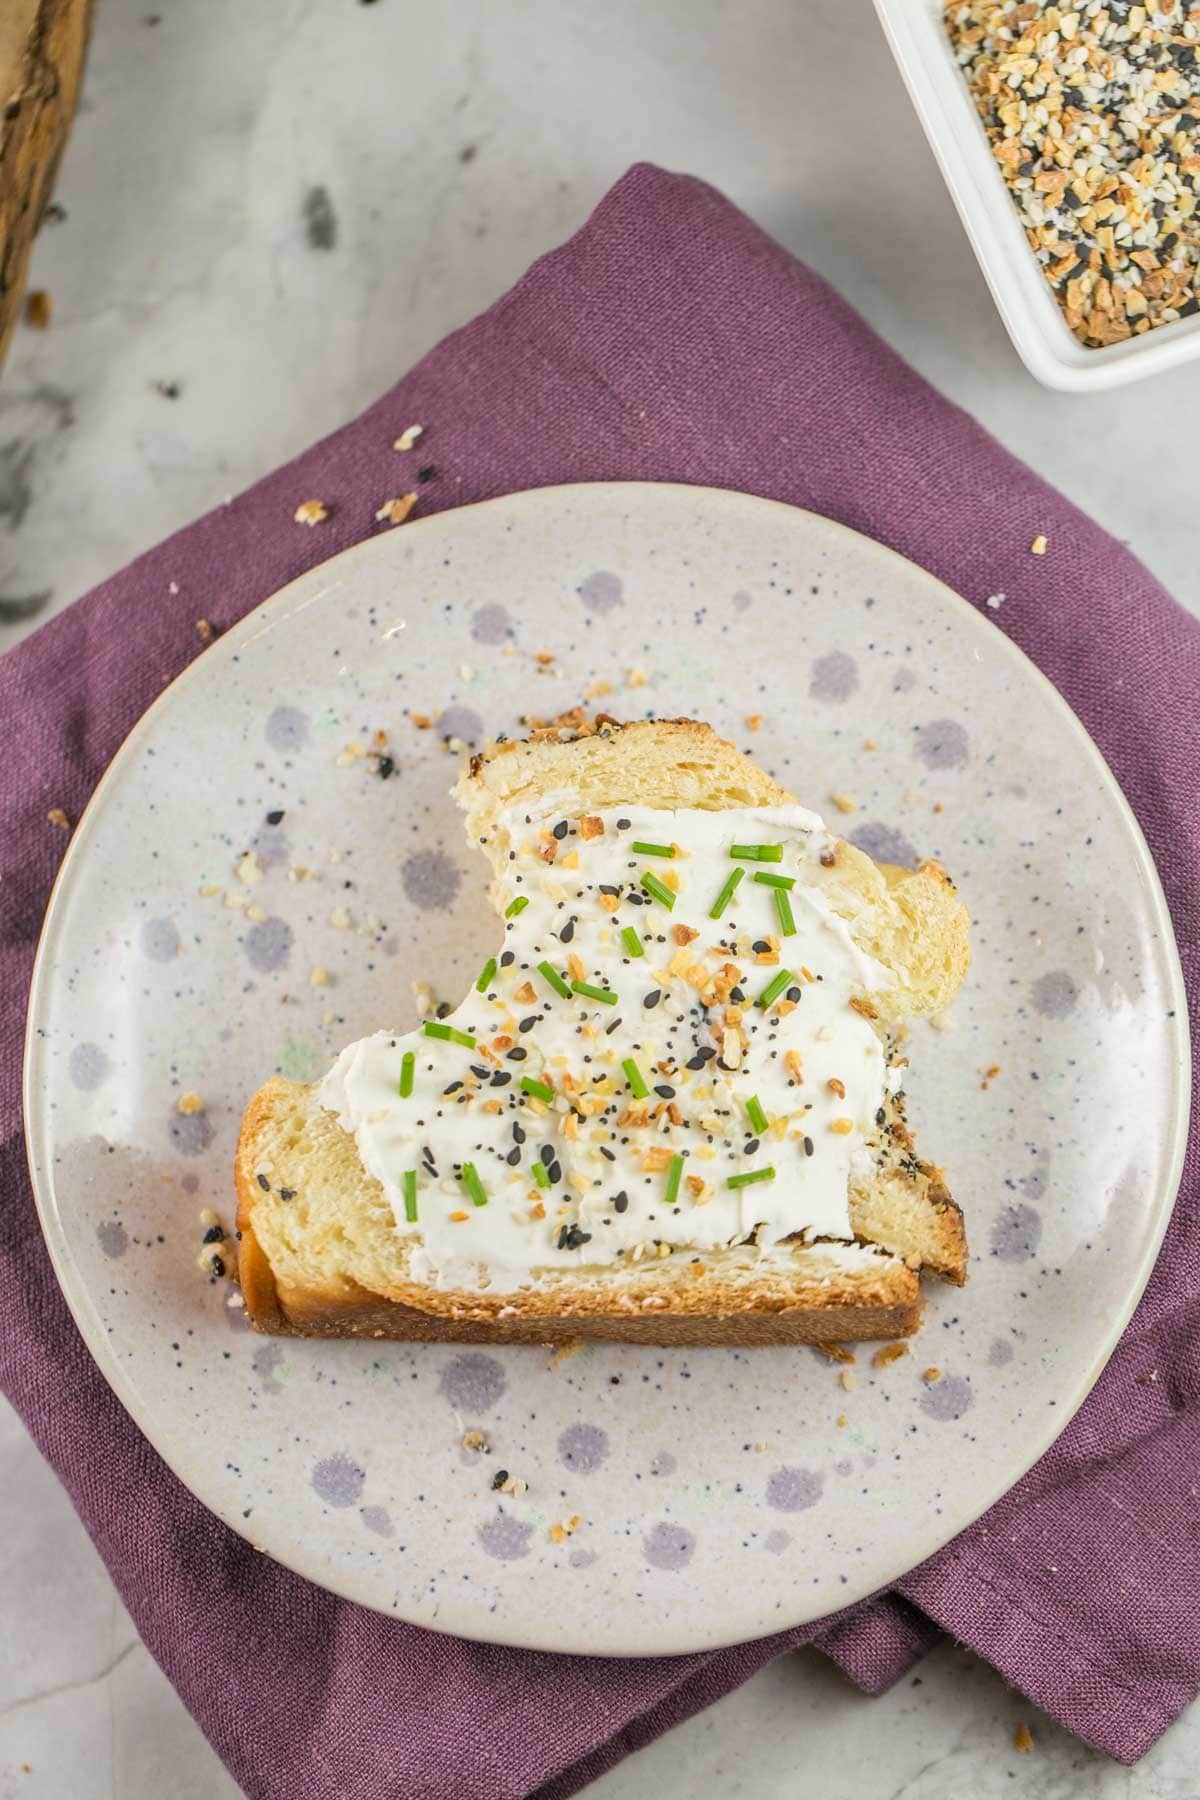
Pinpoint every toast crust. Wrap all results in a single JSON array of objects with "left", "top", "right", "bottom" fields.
[{"left": 235, "top": 1060, "right": 938, "bottom": 1342}]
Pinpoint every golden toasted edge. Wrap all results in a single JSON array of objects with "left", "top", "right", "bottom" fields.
[{"left": 236, "top": 1077, "right": 923, "bottom": 1339}]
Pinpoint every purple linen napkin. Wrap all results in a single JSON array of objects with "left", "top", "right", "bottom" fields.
[{"left": 1, "top": 164, "right": 1196, "bottom": 1796}]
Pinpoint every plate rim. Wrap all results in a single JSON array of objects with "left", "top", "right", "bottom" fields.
[{"left": 23, "top": 480, "right": 1192, "bottom": 1656}]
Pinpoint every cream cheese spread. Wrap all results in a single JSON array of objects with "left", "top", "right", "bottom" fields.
[{"left": 320, "top": 804, "right": 894, "bottom": 1291}]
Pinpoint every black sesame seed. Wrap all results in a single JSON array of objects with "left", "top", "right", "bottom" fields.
[
  {"left": 444, "top": 1081, "right": 463, "bottom": 1095},
  {"left": 256, "top": 1173, "right": 270, "bottom": 1191},
  {"left": 786, "top": 986, "right": 802, "bottom": 1003},
  {"left": 541, "top": 1143, "right": 556, "bottom": 1163},
  {"left": 518, "top": 1016, "right": 538, "bottom": 1033},
  {"left": 265, "top": 809, "right": 285, "bottom": 825},
  {"left": 490, "top": 1071, "right": 511, "bottom": 1087},
  {"left": 512, "top": 1122, "right": 526, "bottom": 1143},
  {"left": 803, "top": 1136, "right": 814, "bottom": 1157},
  {"left": 654, "top": 1084, "right": 676, "bottom": 1099},
  {"left": 500, "top": 950, "right": 516, "bottom": 967},
  {"left": 729, "top": 986, "right": 745, "bottom": 1003},
  {"left": 752, "top": 939, "right": 770, "bottom": 954},
  {"left": 470, "top": 1064, "right": 490, "bottom": 1080},
  {"left": 613, "top": 1191, "right": 629, "bottom": 1213},
  {"left": 506, "top": 1147, "right": 522, "bottom": 1166},
  {"left": 600, "top": 1146, "right": 616, "bottom": 1162},
  {"left": 376, "top": 755, "right": 396, "bottom": 780},
  {"left": 643, "top": 990, "right": 662, "bottom": 1009},
  {"left": 417, "top": 464, "right": 436, "bottom": 482},
  {"left": 875, "top": 1107, "right": 887, "bottom": 1127},
  {"left": 616, "top": 817, "right": 631, "bottom": 829},
  {"left": 202, "top": 1224, "right": 224, "bottom": 1244},
  {"left": 279, "top": 1187, "right": 296, "bottom": 1201},
  {"left": 547, "top": 1161, "right": 563, "bottom": 1185},
  {"left": 552, "top": 819, "right": 569, "bottom": 840},
  {"left": 560, "top": 918, "right": 575, "bottom": 943},
  {"left": 210, "top": 1255, "right": 226, "bottom": 1278},
  {"left": 506, "top": 1045, "right": 528, "bottom": 1060},
  {"left": 491, "top": 1469, "right": 509, "bottom": 1490},
  {"left": 744, "top": 1138, "right": 760, "bottom": 1156}
]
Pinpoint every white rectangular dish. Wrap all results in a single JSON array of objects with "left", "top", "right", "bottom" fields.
[{"left": 873, "top": 0, "right": 1200, "bottom": 391}]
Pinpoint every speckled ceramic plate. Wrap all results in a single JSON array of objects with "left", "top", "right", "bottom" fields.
[{"left": 25, "top": 484, "right": 1189, "bottom": 1655}]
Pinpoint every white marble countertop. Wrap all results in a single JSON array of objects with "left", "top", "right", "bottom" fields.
[{"left": 3, "top": 0, "right": 1197, "bottom": 1795}]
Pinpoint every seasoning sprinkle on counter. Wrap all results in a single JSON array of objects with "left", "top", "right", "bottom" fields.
[{"left": 319, "top": 802, "right": 899, "bottom": 1292}]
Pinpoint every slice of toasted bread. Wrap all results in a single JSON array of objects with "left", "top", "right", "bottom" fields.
[{"left": 236, "top": 719, "right": 969, "bottom": 1344}]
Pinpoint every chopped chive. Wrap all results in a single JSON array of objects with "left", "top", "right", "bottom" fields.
[
  {"left": 756, "top": 968, "right": 796, "bottom": 1009},
  {"left": 631, "top": 840, "right": 676, "bottom": 858},
  {"left": 537, "top": 960, "right": 572, "bottom": 998},
  {"left": 475, "top": 957, "right": 498, "bottom": 993},
  {"left": 571, "top": 978, "right": 618, "bottom": 1005},
  {"left": 774, "top": 888, "right": 797, "bottom": 937},
  {"left": 622, "top": 1058, "right": 650, "bottom": 1099},
  {"left": 727, "top": 1166, "right": 776, "bottom": 1189},
  {"left": 709, "top": 866, "right": 744, "bottom": 919},
  {"left": 461, "top": 1162, "right": 488, "bottom": 1207},
  {"left": 531, "top": 1160, "right": 550, "bottom": 1189},
  {"left": 521, "top": 1075, "right": 556, "bottom": 1104},
  {"left": 753, "top": 870, "right": 795, "bottom": 890},
  {"left": 423, "top": 1020, "right": 477, "bottom": 1048},
  {"left": 398, "top": 1051, "right": 415, "bottom": 1098},
  {"left": 505, "top": 895, "right": 529, "bottom": 918},
  {"left": 640, "top": 871, "right": 676, "bottom": 910},
  {"left": 621, "top": 925, "right": 645, "bottom": 958},
  {"left": 402, "top": 1169, "right": 418, "bottom": 1222},
  {"left": 745, "top": 1095, "right": 769, "bottom": 1136},
  {"left": 730, "top": 843, "right": 783, "bottom": 862},
  {"left": 664, "top": 1153, "right": 684, "bottom": 1205}
]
